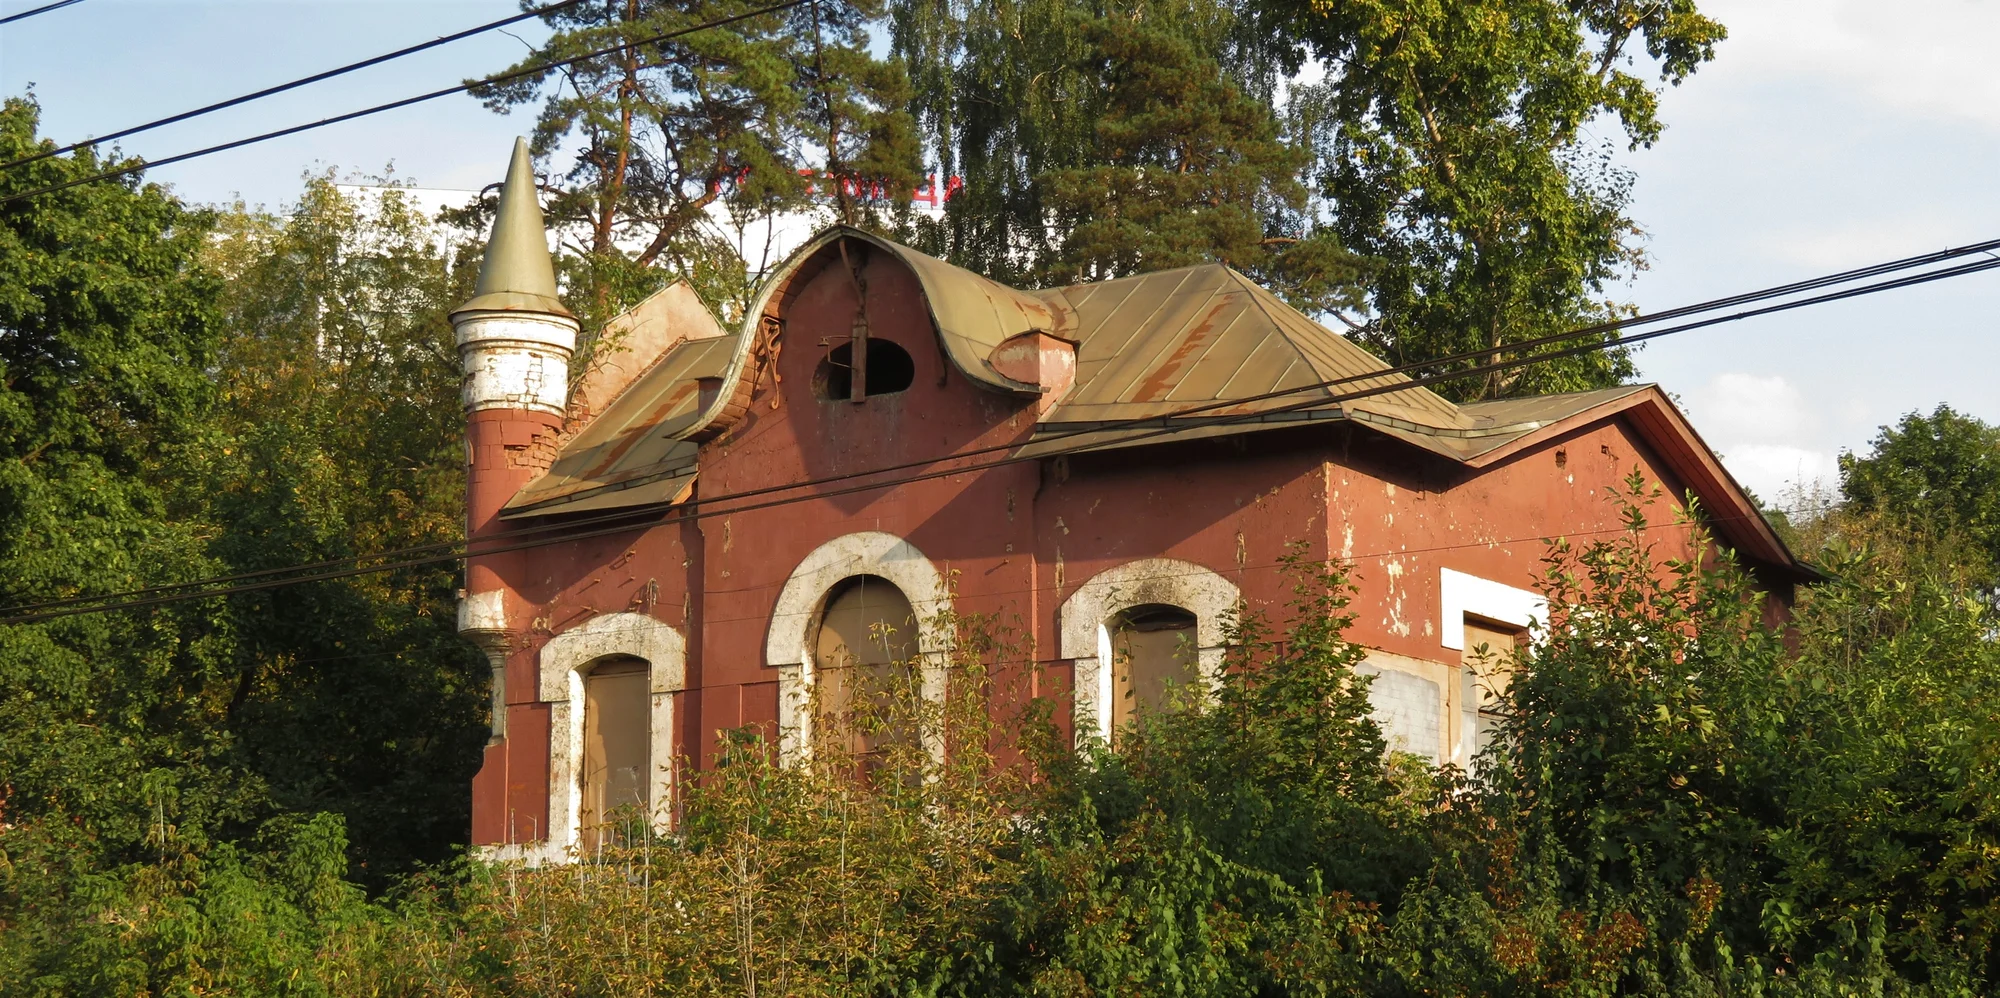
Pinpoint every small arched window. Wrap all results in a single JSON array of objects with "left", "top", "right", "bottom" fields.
[
  {"left": 814, "top": 339, "right": 916, "bottom": 401},
  {"left": 813, "top": 575, "right": 919, "bottom": 763},
  {"left": 1109, "top": 603, "right": 1199, "bottom": 746},
  {"left": 580, "top": 656, "right": 649, "bottom": 850}
]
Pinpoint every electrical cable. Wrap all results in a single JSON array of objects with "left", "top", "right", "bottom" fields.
[
  {"left": 264, "top": 509, "right": 1780, "bottom": 659},
  {"left": 13, "top": 234, "right": 1997, "bottom": 619},
  {"left": 0, "top": 0, "right": 814, "bottom": 206},
  {"left": 4, "top": 249, "right": 1994, "bottom": 625},
  {"left": 0, "top": 0, "right": 83, "bottom": 26},
  {"left": 0, "top": 0, "right": 591, "bottom": 172},
  {"left": 7, "top": 248, "right": 1997, "bottom": 618}
]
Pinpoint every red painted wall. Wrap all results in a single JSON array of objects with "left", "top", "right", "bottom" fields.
[{"left": 465, "top": 241, "right": 1751, "bottom": 848}]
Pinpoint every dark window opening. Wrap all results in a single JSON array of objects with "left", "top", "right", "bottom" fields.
[{"left": 813, "top": 339, "right": 916, "bottom": 401}]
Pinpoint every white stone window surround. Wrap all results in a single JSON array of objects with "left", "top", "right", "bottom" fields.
[
  {"left": 765, "top": 531, "right": 953, "bottom": 767},
  {"left": 488, "top": 612, "right": 685, "bottom": 866},
  {"left": 1438, "top": 568, "right": 1546, "bottom": 767},
  {"left": 1059, "top": 558, "right": 1242, "bottom": 747}
]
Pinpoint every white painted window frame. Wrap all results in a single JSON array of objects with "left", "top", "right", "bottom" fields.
[
  {"left": 765, "top": 531, "right": 953, "bottom": 767},
  {"left": 488, "top": 612, "right": 685, "bottom": 866},
  {"left": 1438, "top": 568, "right": 1545, "bottom": 767},
  {"left": 1059, "top": 558, "right": 1242, "bottom": 747},
  {"left": 1439, "top": 568, "right": 1547, "bottom": 649}
]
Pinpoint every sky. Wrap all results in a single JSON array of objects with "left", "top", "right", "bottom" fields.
[{"left": 3, "top": 0, "right": 1995, "bottom": 505}]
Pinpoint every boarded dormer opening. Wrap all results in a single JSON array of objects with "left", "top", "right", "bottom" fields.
[{"left": 814, "top": 339, "right": 915, "bottom": 401}]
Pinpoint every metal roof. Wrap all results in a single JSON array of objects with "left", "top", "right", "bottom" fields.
[
  {"left": 1041, "top": 264, "right": 1462, "bottom": 425},
  {"left": 453, "top": 138, "right": 572, "bottom": 320},
  {"left": 500, "top": 333, "right": 734, "bottom": 517},
  {"left": 708, "top": 227, "right": 1067, "bottom": 401},
  {"left": 496, "top": 229, "right": 1807, "bottom": 576}
]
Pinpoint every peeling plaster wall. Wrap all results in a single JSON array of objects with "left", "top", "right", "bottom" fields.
[{"left": 1319, "top": 421, "right": 1702, "bottom": 666}]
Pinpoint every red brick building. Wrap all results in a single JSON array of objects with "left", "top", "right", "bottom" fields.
[{"left": 454, "top": 141, "right": 1809, "bottom": 861}]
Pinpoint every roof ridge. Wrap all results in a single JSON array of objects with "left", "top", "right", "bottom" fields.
[{"left": 1218, "top": 267, "right": 1464, "bottom": 423}]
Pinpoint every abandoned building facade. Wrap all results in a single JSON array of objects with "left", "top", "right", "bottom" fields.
[{"left": 453, "top": 141, "right": 1808, "bottom": 861}]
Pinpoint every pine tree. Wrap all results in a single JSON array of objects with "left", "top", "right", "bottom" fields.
[
  {"left": 1037, "top": 9, "right": 1363, "bottom": 313},
  {"left": 467, "top": 0, "right": 922, "bottom": 326}
]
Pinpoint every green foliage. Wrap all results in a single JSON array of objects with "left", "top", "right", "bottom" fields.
[
  {"left": 897, "top": 0, "right": 1723, "bottom": 397},
  {"left": 1837, "top": 405, "right": 2000, "bottom": 592},
  {"left": 976, "top": 553, "right": 1416, "bottom": 994},
  {"left": 893, "top": 0, "right": 1365, "bottom": 313},
  {"left": 197, "top": 177, "right": 490, "bottom": 884},
  {"left": 1487, "top": 473, "right": 2000, "bottom": 993},
  {"left": 1258, "top": 0, "right": 1726, "bottom": 398},
  {"left": 0, "top": 102, "right": 489, "bottom": 990},
  {"left": 0, "top": 91, "right": 247, "bottom": 892}
]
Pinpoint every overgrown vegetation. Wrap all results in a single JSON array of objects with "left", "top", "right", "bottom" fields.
[
  {"left": 4, "top": 0, "right": 2000, "bottom": 986},
  {"left": 10, "top": 456, "right": 1997, "bottom": 992}
]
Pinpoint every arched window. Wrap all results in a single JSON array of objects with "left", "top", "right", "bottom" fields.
[
  {"left": 813, "top": 339, "right": 916, "bottom": 400},
  {"left": 1109, "top": 604, "right": 1198, "bottom": 746},
  {"left": 1059, "top": 558, "right": 1241, "bottom": 748},
  {"left": 580, "top": 656, "right": 649, "bottom": 850},
  {"left": 813, "top": 575, "right": 919, "bottom": 762},
  {"left": 767, "top": 532, "right": 950, "bottom": 769}
]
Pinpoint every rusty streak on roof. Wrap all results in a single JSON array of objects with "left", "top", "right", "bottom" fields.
[
  {"left": 1041, "top": 263, "right": 1461, "bottom": 425},
  {"left": 501, "top": 333, "right": 733, "bottom": 517}
]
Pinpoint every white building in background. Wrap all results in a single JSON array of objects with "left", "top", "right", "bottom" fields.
[{"left": 336, "top": 172, "right": 960, "bottom": 309}]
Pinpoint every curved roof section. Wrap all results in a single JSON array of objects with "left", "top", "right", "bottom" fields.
[{"left": 738, "top": 226, "right": 1069, "bottom": 399}]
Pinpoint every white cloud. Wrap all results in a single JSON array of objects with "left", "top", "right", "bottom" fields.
[
  {"left": 1694, "top": 372, "right": 1812, "bottom": 443},
  {"left": 1745, "top": 215, "right": 1976, "bottom": 271},
  {"left": 1713, "top": 443, "right": 1841, "bottom": 501},
  {"left": 1685, "top": 372, "right": 1838, "bottom": 498},
  {"left": 1703, "top": 0, "right": 2000, "bottom": 130}
]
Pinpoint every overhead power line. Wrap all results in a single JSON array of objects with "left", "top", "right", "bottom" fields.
[
  {"left": 4, "top": 243, "right": 1997, "bottom": 626},
  {"left": 11, "top": 232, "right": 1998, "bottom": 621},
  {"left": 0, "top": 0, "right": 84, "bottom": 27},
  {"left": 0, "top": 0, "right": 814, "bottom": 206},
  {"left": 0, "top": 0, "right": 590, "bottom": 172}
]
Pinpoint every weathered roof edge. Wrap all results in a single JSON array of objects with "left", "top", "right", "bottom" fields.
[{"left": 1452, "top": 384, "right": 1812, "bottom": 579}]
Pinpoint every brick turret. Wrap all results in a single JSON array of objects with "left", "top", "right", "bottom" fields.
[{"left": 454, "top": 139, "right": 576, "bottom": 761}]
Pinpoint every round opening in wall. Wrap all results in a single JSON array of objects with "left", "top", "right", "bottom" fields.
[{"left": 813, "top": 339, "right": 916, "bottom": 400}]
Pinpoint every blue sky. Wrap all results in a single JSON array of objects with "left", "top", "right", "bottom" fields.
[{"left": 4, "top": 0, "right": 1995, "bottom": 503}]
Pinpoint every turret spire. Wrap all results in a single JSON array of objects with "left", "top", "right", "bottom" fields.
[{"left": 454, "top": 137, "right": 572, "bottom": 318}]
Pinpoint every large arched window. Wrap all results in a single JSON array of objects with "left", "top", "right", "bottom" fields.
[
  {"left": 767, "top": 532, "right": 951, "bottom": 767},
  {"left": 502, "top": 612, "right": 683, "bottom": 867},
  {"left": 580, "top": 656, "right": 650, "bottom": 850},
  {"left": 1108, "top": 604, "right": 1198, "bottom": 746},
  {"left": 813, "top": 575, "right": 920, "bottom": 762}
]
